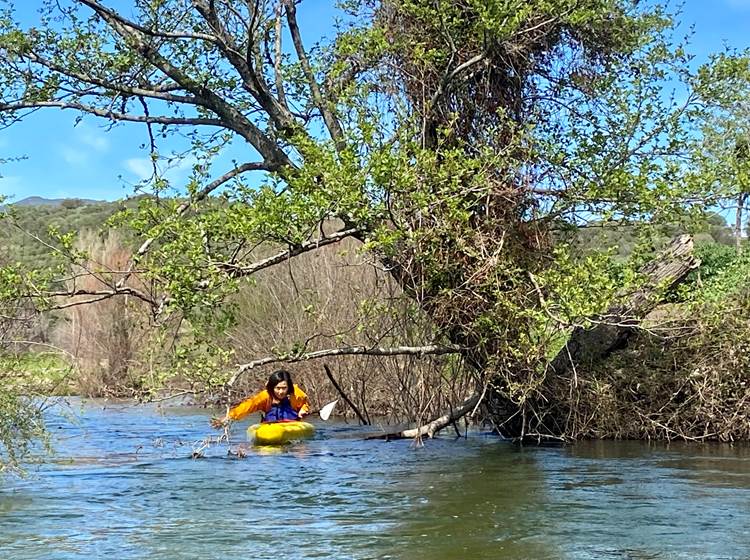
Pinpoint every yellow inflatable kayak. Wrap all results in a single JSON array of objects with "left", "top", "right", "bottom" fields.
[{"left": 247, "top": 421, "right": 315, "bottom": 445}]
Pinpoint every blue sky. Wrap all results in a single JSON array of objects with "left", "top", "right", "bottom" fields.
[{"left": 0, "top": 0, "right": 749, "bottom": 203}]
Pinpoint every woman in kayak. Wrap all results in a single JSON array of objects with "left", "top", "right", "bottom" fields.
[{"left": 210, "top": 369, "right": 310, "bottom": 428}]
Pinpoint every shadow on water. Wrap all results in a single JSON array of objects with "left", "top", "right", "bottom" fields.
[{"left": 1, "top": 399, "right": 750, "bottom": 559}]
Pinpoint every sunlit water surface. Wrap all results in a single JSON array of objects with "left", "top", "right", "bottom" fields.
[{"left": 1, "top": 399, "right": 749, "bottom": 559}]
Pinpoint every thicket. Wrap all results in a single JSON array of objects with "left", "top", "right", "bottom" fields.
[
  {"left": 2, "top": 202, "right": 749, "bottom": 442},
  {"left": 49, "top": 230, "right": 160, "bottom": 397},
  {"left": 2, "top": 204, "right": 470, "bottom": 423},
  {"left": 223, "top": 235, "right": 474, "bottom": 423},
  {"left": 556, "top": 242, "right": 750, "bottom": 441},
  {"left": 4, "top": 204, "right": 746, "bottom": 436},
  {"left": 12, "top": 232, "right": 469, "bottom": 424}
]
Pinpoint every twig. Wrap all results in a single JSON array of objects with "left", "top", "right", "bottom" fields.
[{"left": 323, "top": 363, "right": 369, "bottom": 425}]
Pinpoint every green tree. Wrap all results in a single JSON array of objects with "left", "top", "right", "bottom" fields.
[
  {"left": 691, "top": 52, "right": 750, "bottom": 253},
  {"left": 0, "top": 196, "right": 49, "bottom": 475},
  {"left": 0, "top": 0, "right": 738, "bottom": 440}
]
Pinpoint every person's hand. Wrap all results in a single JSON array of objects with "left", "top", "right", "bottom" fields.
[
  {"left": 210, "top": 416, "right": 229, "bottom": 429},
  {"left": 298, "top": 410, "right": 309, "bottom": 419}
]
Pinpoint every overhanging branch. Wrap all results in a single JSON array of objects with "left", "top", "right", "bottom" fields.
[
  {"left": 78, "top": 0, "right": 294, "bottom": 169},
  {"left": 117, "top": 161, "right": 272, "bottom": 289},
  {"left": 27, "top": 286, "right": 157, "bottom": 308},
  {"left": 219, "top": 227, "right": 360, "bottom": 278},
  {"left": 25, "top": 50, "right": 197, "bottom": 105},
  {"left": 0, "top": 100, "right": 225, "bottom": 127},
  {"left": 228, "top": 343, "right": 462, "bottom": 386},
  {"left": 192, "top": 0, "right": 297, "bottom": 134},
  {"left": 283, "top": 0, "right": 345, "bottom": 150},
  {"left": 150, "top": 226, "right": 361, "bottom": 316}
]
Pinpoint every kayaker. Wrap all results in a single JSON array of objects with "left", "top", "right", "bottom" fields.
[{"left": 210, "top": 369, "right": 310, "bottom": 428}]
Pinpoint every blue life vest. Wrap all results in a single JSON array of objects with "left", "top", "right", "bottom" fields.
[{"left": 262, "top": 397, "right": 300, "bottom": 423}]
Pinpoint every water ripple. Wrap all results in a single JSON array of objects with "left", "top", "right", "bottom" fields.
[{"left": 1, "top": 400, "right": 749, "bottom": 559}]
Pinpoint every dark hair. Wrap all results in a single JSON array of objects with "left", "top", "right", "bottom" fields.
[{"left": 265, "top": 369, "right": 295, "bottom": 396}]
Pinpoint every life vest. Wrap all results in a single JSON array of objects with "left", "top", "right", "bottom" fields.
[{"left": 262, "top": 397, "right": 300, "bottom": 423}]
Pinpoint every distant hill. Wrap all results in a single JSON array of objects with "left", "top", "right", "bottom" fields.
[
  {"left": 11, "top": 196, "right": 104, "bottom": 207},
  {"left": 0, "top": 197, "right": 133, "bottom": 270}
]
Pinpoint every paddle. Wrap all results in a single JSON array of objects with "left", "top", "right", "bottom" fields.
[{"left": 318, "top": 399, "right": 338, "bottom": 421}]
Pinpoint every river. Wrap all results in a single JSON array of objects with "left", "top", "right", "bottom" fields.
[{"left": 1, "top": 398, "right": 749, "bottom": 559}]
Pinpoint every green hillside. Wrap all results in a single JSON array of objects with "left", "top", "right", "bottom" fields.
[
  {"left": 0, "top": 199, "right": 127, "bottom": 269},
  {"left": 1, "top": 196, "right": 736, "bottom": 272}
]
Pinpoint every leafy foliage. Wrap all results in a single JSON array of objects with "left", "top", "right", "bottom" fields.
[{"left": 0, "top": 362, "right": 50, "bottom": 475}]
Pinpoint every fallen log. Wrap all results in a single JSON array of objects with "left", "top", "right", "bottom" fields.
[
  {"left": 519, "top": 234, "right": 701, "bottom": 440},
  {"left": 549, "top": 234, "right": 700, "bottom": 375},
  {"left": 366, "top": 391, "right": 482, "bottom": 440}
]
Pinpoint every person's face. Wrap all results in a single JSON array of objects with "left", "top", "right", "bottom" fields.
[{"left": 273, "top": 381, "right": 289, "bottom": 401}]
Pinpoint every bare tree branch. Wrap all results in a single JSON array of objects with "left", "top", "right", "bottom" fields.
[
  {"left": 192, "top": 0, "right": 298, "bottom": 134},
  {"left": 0, "top": 100, "right": 225, "bottom": 127},
  {"left": 78, "top": 0, "right": 294, "bottom": 169},
  {"left": 272, "top": 1, "right": 288, "bottom": 110},
  {"left": 228, "top": 344, "right": 462, "bottom": 386},
  {"left": 283, "top": 0, "right": 346, "bottom": 151},
  {"left": 24, "top": 286, "right": 157, "bottom": 308},
  {"left": 219, "top": 227, "right": 360, "bottom": 278},
  {"left": 24, "top": 50, "right": 198, "bottom": 105}
]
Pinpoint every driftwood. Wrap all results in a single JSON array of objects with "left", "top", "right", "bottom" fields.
[
  {"left": 373, "top": 235, "right": 699, "bottom": 442},
  {"left": 366, "top": 391, "right": 482, "bottom": 440}
]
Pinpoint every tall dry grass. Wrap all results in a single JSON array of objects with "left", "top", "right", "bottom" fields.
[
  {"left": 53, "top": 231, "right": 155, "bottom": 396},
  {"left": 45, "top": 227, "right": 473, "bottom": 418},
  {"left": 226, "top": 237, "right": 474, "bottom": 423}
]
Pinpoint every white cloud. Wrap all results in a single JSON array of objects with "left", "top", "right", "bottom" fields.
[
  {"left": 58, "top": 124, "right": 110, "bottom": 166},
  {"left": 124, "top": 154, "right": 198, "bottom": 184},
  {"left": 78, "top": 130, "right": 110, "bottom": 152},
  {"left": 60, "top": 146, "right": 89, "bottom": 166},
  {"left": 125, "top": 157, "right": 155, "bottom": 181}
]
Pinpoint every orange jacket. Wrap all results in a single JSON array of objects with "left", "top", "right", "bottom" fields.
[{"left": 227, "top": 384, "right": 310, "bottom": 421}]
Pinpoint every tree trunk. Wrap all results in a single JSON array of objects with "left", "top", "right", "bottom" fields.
[
  {"left": 517, "top": 234, "right": 701, "bottom": 440},
  {"left": 368, "top": 236, "right": 699, "bottom": 442}
]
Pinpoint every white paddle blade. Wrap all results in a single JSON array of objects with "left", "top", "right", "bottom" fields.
[{"left": 319, "top": 400, "right": 338, "bottom": 421}]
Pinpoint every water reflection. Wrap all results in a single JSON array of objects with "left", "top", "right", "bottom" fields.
[
  {"left": 1, "top": 400, "right": 749, "bottom": 559},
  {"left": 383, "top": 441, "right": 559, "bottom": 560}
]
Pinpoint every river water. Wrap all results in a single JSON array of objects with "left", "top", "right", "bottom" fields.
[{"left": 1, "top": 399, "right": 749, "bottom": 559}]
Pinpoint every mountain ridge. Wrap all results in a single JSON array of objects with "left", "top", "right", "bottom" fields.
[{"left": 11, "top": 196, "right": 104, "bottom": 207}]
